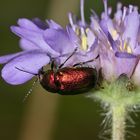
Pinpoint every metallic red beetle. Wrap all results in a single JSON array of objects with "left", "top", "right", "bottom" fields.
[
  {"left": 39, "top": 66, "right": 97, "bottom": 95},
  {"left": 38, "top": 49, "right": 98, "bottom": 95}
]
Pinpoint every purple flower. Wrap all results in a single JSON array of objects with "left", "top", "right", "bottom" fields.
[
  {"left": 0, "top": 18, "right": 80, "bottom": 85},
  {"left": 0, "top": 0, "right": 99, "bottom": 85},
  {"left": 91, "top": 0, "right": 140, "bottom": 85}
]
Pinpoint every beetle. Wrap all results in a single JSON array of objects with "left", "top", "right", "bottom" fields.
[
  {"left": 38, "top": 48, "right": 98, "bottom": 95},
  {"left": 39, "top": 66, "right": 97, "bottom": 95}
]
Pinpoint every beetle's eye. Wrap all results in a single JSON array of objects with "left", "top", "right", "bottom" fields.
[{"left": 39, "top": 67, "right": 45, "bottom": 74}]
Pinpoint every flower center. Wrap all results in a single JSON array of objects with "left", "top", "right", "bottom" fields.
[
  {"left": 120, "top": 40, "right": 132, "bottom": 54},
  {"left": 76, "top": 27, "right": 89, "bottom": 51},
  {"left": 110, "top": 29, "right": 118, "bottom": 40},
  {"left": 110, "top": 29, "right": 132, "bottom": 54}
]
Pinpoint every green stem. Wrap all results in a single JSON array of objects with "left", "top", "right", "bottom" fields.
[{"left": 112, "top": 104, "right": 126, "bottom": 140}]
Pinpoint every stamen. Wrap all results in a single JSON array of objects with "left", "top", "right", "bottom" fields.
[
  {"left": 81, "top": 34, "right": 88, "bottom": 50},
  {"left": 122, "top": 7, "right": 127, "bottom": 21},
  {"left": 81, "top": 27, "right": 85, "bottom": 35},
  {"left": 123, "top": 40, "right": 127, "bottom": 50},
  {"left": 68, "top": 13, "right": 76, "bottom": 31},
  {"left": 117, "top": 2, "right": 122, "bottom": 10},
  {"left": 80, "top": 0, "right": 85, "bottom": 26},
  {"left": 90, "top": 9, "right": 99, "bottom": 20},
  {"left": 80, "top": 27, "right": 88, "bottom": 50},
  {"left": 111, "top": 29, "right": 118, "bottom": 40},
  {"left": 119, "top": 39, "right": 132, "bottom": 54},
  {"left": 122, "top": 39, "right": 132, "bottom": 54},
  {"left": 108, "top": 7, "right": 112, "bottom": 16},
  {"left": 134, "top": 6, "right": 138, "bottom": 11},
  {"left": 103, "top": 0, "right": 108, "bottom": 18},
  {"left": 129, "top": 5, "right": 133, "bottom": 13},
  {"left": 75, "top": 28, "right": 80, "bottom": 35},
  {"left": 127, "top": 46, "right": 132, "bottom": 53},
  {"left": 115, "top": 2, "right": 122, "bottom": 25}
]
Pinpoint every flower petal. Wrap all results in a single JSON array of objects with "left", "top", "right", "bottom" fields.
[
  {"left": 123, "top": 10, "right": 139, "bottom": 50},
  {"left": 66, "top": 26, "right": 79, "bottom": 45},
  {"left": 100, "top": 18, "right": 108, "bottom": 35},
  {"left": 0, "top": 52, "right": 23, "bottom": 64},
  {"left": 115, "top": 52, "right": 136, "bottom": 58},
  {"left": 86, "top": 28, "right": 96, "bottom": 49},
  {"left": 107, "top": 33, "right": 118, "bottom": 51},
  {"left": 32, "top": 18, "right": 48, "bottom": 30},
  {"left": 43, "top": 28, "right": 77, "bottom": 54},
  {"left": 100, "top": 49, "right": 117, "bottom": 81},
  {"left": 1, "top": 51, "right": 50, "bottom": 85},
  {"left": 19, "top": 39, "right": 39, "bottom": 50},
  {"left": 46, "top": 20, "right": 62, "bottom": 29},
  {"left": 17, "top": 18, "right": 42, "bottom": 32},
  {"left": 11, "top": 26, "right": 59, "bottom": 56},
  {"left": 133, "top": 45, "right": 140, "bottom": 55},
  {"left": 115, "top": 57, "right": 136, "bottom": 78}
]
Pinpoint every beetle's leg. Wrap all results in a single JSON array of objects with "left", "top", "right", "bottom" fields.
[
  {"left": 73, "top": 55, "right": 99, "bottom": 67},
  {"left": 51, "top": 59, "right": 55, "bottom": 70},
  {"left": 73, "top": 59, "right": 94, "bottom": 67},
  {"left": 48, "top": 58, "right": 58, "bottom": 71},
  {"left": 59, "top": 48, "right": 78, "bottom": 68}
]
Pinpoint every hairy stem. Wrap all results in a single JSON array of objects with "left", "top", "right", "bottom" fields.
[{"left": 112, "top": 104, "right": 126, "bottom": 140}]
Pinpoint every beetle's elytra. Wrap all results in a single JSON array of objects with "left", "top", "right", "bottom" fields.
[{"left": 39, "top": 67, "right": 97, "bottom": 95}]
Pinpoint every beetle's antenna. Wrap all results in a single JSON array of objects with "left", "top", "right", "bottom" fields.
[
  {"left": 50, "top": 58, "right": 58, "bottom": 71},
  {"left": 15, "top": 67, "right": 38, "bottom": 76},
  {"left": 59, "top": 48, "right": 78, "bottom": 68},
  {"left": 23, "top": 78, "right": 38, "bottom": 102},
  {"left": 15, "top": 67, "right": 39, "bottom": 102},
  {"left": 73, "top": 54, "right": 99, "bottom": 67}
]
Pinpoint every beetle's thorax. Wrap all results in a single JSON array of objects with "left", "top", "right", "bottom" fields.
[{"left": 39, "top": 70, "right": 59, "bottom": 93}]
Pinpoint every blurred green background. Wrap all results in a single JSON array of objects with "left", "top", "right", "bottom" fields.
[{"left": 0, "top": 0, "right": 140, "bottom": 140}]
